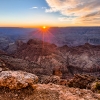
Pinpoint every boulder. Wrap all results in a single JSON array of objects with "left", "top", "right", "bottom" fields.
[
  {"left": 67, "top": 74, "right": 96, "bottom": 89},
  {"left": 0, "top": 71, "right": 38, "bottom": 89}
]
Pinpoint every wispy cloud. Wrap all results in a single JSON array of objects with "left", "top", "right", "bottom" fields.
[
  {"left": 45, "top": 0, "right": 100, "bottom": 24},
  {"left": 58, "top": 16, "right": 77, "bottom": 22},
  {"left": 42, "top": 7, "right": 47, "bottom": 9},
  {"left": 30, "top": 7, "right": 38, "bottom": 9}
]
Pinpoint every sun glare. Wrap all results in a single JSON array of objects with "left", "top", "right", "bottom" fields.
[
  {"left": 43, "top": 26, "right": 46, "bottom": 29},
  {"left": 39, "top": 26, "right": 50, "bottom": 33}
]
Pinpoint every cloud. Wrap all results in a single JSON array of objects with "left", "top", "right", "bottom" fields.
[
  {"left": 30, "top": 7, "right": 38, "bottom": 9},
  {"left": 45, "top": 0, "right": 100, "bottom": 24},
  {"left": 78, "top": 11, "right": 100, "bottom": 24},
  {"left": 58, "top": 16, "right": 77, "bottom": 22},
  {"left": 42, "top": 7, "right": 47, "bottom": 9}
]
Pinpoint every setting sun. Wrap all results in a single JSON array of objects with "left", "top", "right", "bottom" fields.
[
  {"left": 40, "top": 26, "right": 49, "bottom": 33},
  {"left": 43, "top": 26, "right": 46, "bottom": 29}
]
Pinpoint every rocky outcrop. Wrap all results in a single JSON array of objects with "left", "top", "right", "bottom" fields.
[
  {"left": 0, "top": 54, "right": 44, "bottom": 74},
  {"left": 1, "top": 39, "right": 100, "bottom": 78},
  {"left": 67, "top": 74, "right": 96, "bottom": 89},
  {"left": 12, "top": 39, "right": 68, "bottom": 77},
  {"left": 59, "top": 43, "right": 100, "bottom": 76},
  {"left": 39, "top": 75, "right": 68, "bottom": 86},
  {"left": 39, "top": 75, "right": 61, "bottom": 84},
  {"left": 0, "top": 83, "right": 100, "bottom": 100},
  {"left": 15, "top": 39, "right": 58, "bottom": 59},
  {"left": 31, "top": 84, "right": 100, "bottom": 100},
  {"left": 9, "top": 39, "right": 100, "bottom": 78},
  {"left": 0, "top": 71, "right": 38, "bottom": 89}
]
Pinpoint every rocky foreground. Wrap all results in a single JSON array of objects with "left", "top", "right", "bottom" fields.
[
  {"left": 0, "top": 71, "right": 100, "bottom": 100},
  {"left": 0, "top": 39, "right": 100, "bottom": 100}
]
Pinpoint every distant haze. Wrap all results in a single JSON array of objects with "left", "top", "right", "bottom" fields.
[{"left": 0, "top": 27, "right": 100, "bottom": 49}]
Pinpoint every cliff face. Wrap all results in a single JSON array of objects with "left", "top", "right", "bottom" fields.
[
  {"left": 59, "top": 43, "right": 100, "bottom": 76},
  {"left": 13, "top": 39, "right": 68, "bottom": 77},
  {"left": 0, "top": 39, "right": 100, "bottom": 78},
  {"left": 11, "top": 39, "right": 100, "bottom": 78}
]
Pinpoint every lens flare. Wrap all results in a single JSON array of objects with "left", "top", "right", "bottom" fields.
[
  {"left": 41, "top": 26, "right": 49, "bottom": 33},
  {"left": 43, "top": 26, "right": 46, "bottom": 29}
]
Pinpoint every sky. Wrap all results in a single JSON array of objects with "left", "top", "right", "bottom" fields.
[{"left": 0, "top": 0, "right": 100, "bottom": 27}]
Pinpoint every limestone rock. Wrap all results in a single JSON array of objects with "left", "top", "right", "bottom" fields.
[{"left": 0, "top": 71, "right": 38, "bottom": 89}]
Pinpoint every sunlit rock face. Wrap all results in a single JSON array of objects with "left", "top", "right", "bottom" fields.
[{"left": 0, "top": 71, "right": 38, "bottom": 89}]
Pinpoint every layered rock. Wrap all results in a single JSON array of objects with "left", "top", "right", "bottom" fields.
[
  {"left": 13, "top": 39, "right": 68, "bottom": 77},
  {"left": 39, "top": 75, "right": 61, "bottom": 84},
  {"left": 0, "top": 83, "right": 100, "bottom": 100},
  {"left": 31, "top": 84, "right": 100, "bottom": 100},
  {"left": 67, "top": 74, "right": 96, "bottom": 89},
  {"left": 0, "top": 71, "right": 38, "bottom": 89},
  {"left": 39, "top": 75, "right": 68, "bottom": 86},
  {"left": 0, "top": 55, "right": 46, "bottom": 76},
  {"left": 59, "top": 43, "right": 100, "bottom": 76},
  {"left": 1, "top": 39, "right": 100, "bottom": 78}
]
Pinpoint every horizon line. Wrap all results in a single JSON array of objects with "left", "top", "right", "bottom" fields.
[{"left": 0, "top": 26, "right": 100, "bottom": 28}]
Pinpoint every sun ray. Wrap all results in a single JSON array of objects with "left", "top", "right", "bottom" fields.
[{"left": 43, "top": 26, "right": 46, "bottom": 29}]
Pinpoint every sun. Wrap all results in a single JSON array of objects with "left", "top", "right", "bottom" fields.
[
  {"left": 39, "top": 26, "right": 49, "bottom": 33},
  {"left": 41, "top": 26, "right": 48, "bottom": 33},
  {"left": 42, "top": 26, "right": 46, "bottom": 29}
]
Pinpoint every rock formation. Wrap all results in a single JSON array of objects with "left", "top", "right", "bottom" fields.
[
  {"left": 0, "top": 83, "right": 100, "bottom": 100},
  {"left": 59, "top": 43, "right": 100, "bottom": 77},
  {"left": 0, "top": 71, "right": 38, "bottom": 89},
  {"left": 67, "top": 74, "right": 96, "bottom": 89},
  {"left": 12, "top": 39, "right": 100, "bottom": 78}
]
